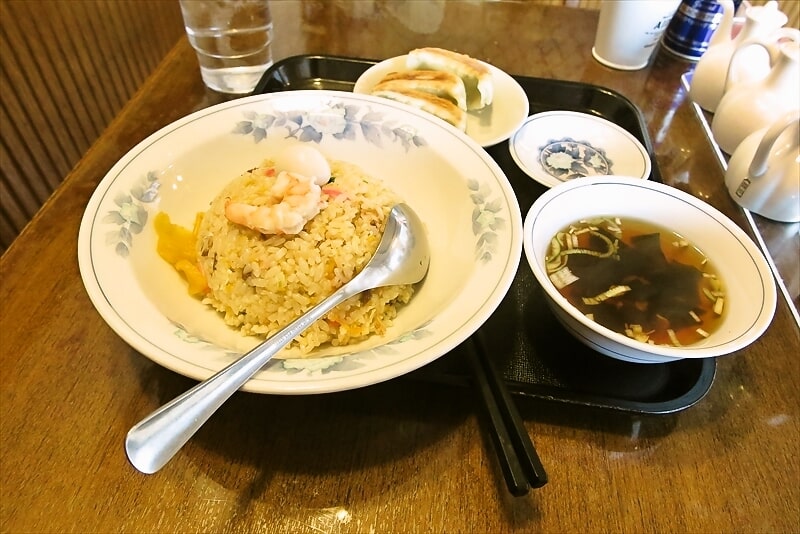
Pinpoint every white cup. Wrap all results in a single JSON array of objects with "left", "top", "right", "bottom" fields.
[{"left": 592, "top": 0, "right": 681, "bottom": 70}]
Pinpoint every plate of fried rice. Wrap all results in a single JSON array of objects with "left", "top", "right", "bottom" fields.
[{"left": 78, "top": 90, "right": 522, "bottom": 394}]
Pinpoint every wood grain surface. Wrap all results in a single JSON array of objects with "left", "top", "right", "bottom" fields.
[
  {"left": 1, "top": 2, "right": 798, "bottom": 533},
  {"left": 0, "top": 0, "right": 184, "bottom": 253}
]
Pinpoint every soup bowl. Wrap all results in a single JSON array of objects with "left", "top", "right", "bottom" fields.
[{"left": 522, "top": 176, "right": 777, "bottom": 364}]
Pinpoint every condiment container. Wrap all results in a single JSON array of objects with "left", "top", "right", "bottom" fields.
[
  {"left": 711, "top": 39, "right": 800, "bottom": 155},
  {"left": 662, "top": 0, "right": 730, "bottom": 61},
  {"left": 689, "top": 0, "right": 787, "bottom": 112}
]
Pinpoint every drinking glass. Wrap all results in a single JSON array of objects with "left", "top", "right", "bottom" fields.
[{"left": 179, "top": 0, "right": 273, "bottom": 94}]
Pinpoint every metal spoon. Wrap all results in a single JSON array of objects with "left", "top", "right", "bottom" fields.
[{"left": 125, "top": 203, "right": 430, "bottom": 474}]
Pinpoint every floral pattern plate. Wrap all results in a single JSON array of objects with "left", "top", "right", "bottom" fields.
[
  {"left": 77, "top": 91, "right": 522, "bottom": 394},
  {"left": 352, "top": 55, "right": 529, "bottom": 147},
  {"left": 508, "top": 110, "right": 652, "bottom": 188}
]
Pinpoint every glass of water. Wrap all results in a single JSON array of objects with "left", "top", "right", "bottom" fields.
[{"left": 179, "top": 0, "right": 273, "bottom": 94}]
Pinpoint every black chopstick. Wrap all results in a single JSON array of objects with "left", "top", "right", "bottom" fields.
[{"left": 467, "top": 332, "right": 547, "bottom": 495}]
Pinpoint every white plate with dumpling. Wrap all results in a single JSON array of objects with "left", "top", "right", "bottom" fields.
[{"left": 354, "top": 52, "right": 529, "bottom": 147}]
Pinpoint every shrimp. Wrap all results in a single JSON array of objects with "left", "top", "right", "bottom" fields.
[{"left": 224, "top": 171, "right": 324, "bottom": 235}]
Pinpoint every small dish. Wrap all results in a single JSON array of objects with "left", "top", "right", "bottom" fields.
[
  {"left": 509, "top": 110, "right": 652, "bottom": 188},
  {"left": 353, "top": 54, "right": 529, "bottom": 147}
]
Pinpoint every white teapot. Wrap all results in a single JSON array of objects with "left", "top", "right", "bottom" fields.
[
  {"left": 725, "top": 111, "right": 800, "bottom": 223},
  {"left": 712, "top": 39, "right": 800, "bottom": 155},
  {"left": 689, "top": 0, "right": 788, "bottom": 113}
]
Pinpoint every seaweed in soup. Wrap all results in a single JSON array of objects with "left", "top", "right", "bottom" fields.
[{"left": 546, "top": 218, "right": 724, "bottom": 346}]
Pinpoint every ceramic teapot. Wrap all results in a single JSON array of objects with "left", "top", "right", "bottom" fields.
[
  {"left": 711, "top": 39, "right": 800, "bottom": 155},
  {"left": 725, "top": 111, "right": 800, "bottom": 223},
  {"left": 689, "top": 0, "right": 787, "bottom": 112}
]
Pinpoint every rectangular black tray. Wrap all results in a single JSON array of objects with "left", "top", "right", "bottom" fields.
[{"left": 254, "top": 55, "right": 716, "bottom": 415}]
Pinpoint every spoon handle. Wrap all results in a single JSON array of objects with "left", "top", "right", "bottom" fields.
[{"left": 125, "top": 283, "right": 360, "bottom": 474}]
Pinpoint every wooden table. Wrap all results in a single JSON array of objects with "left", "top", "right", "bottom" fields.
[{"left": 2, "top": 3, "right": 798, "bottom": 533}]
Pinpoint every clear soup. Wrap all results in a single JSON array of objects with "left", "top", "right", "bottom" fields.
[{"left": 545, "top": 217, "right": 725, "bottom": 347}]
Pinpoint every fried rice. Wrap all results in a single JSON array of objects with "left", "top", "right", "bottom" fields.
[{"left": 196, "top": 158, "right": 413, "bottom": 355}]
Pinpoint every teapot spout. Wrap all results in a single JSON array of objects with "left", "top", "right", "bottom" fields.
[{"left": 709, "top": 0, "right": 736, "bottom": 47}]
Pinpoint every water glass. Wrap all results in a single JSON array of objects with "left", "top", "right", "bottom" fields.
[{"left": 179, "top": 0, "right": 273, "bottom": 94}]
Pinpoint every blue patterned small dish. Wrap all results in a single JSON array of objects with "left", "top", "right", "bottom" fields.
[
  {"left": 509, "top": 110, "right": 651, "bottom": 188},
  {"left": 77, "top": 90, "right": 522, "bottom": 394}
]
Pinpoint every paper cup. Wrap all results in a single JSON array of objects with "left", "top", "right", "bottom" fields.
[{"left": 592, "top": 0, "right": 682, "bottom": 70}]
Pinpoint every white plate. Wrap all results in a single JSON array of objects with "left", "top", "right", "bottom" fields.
[
  {"left": 509, "top": 110, "right": 652, "bottom": 188},
  {"left": 78, "top": 90, "right": 522, "bottom": 394},
  {"left": 353, "top": 55, "right": 529, "bottom": 147}
]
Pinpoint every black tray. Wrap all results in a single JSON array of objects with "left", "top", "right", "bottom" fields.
[{"left": 253, "top": 55, "right": 716, "bottom": 415}]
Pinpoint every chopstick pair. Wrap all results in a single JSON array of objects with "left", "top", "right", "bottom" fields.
[{"left": 467, "top": 332, "right": 548, "bottom": 495}]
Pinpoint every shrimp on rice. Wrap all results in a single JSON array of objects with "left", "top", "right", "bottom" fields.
[{"left": 224, "top": 170, "right": 326, "bottom": 235}]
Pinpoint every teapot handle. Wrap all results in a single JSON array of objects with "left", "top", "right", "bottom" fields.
[
  {"left": 721, "top": 29, "right": 800, "bottom": 94},
  {"left": 768, "top": 28, "right": 800, "bottom": 63},
  {"left": 749, "top": 111, "right": 800, "bottom": 178},
  {"left": 722, "top": 38, "right": 772, "bottom": 93},
  {"left": 772, "top": 27, "right": 800, "bottom": 45}
]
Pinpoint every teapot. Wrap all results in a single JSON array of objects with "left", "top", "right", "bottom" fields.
[
  {"left": 711, "top": 39, "right": 800, "bottom": 155},
  {"left": 724, "top": 111, "right": 800, "bottom": 223},
  {"left": 689, "top": 0, "right": 788, "bottom": 112}
]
